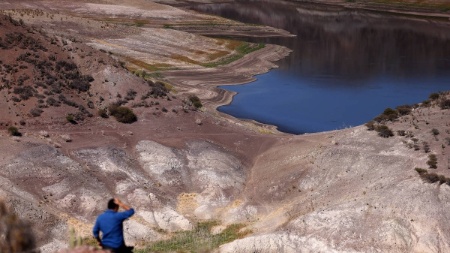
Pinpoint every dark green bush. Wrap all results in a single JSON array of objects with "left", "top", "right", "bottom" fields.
[
  {"left": 375, "top": 125, "right": 393, "bottom": 138},
  {"left": 427, "top": 154, "right": 437, "bottom": 169},
  {"left": 7, "top": 126, "right": 21, "bottom": 137},
  {"left": 98, "top": 108, "right": 108, "bottom": 118},
  {"left": 422, "top": 172, "right": 439, "bottom": 183},
  {"left": 397, "top": 130, "right": 406, "bottom": 136},
  {"left": 440, "top": 99, "right": 450, "bottom": 109},
  {"left": 29, "top": 108, "right": 43, "bottom": 117},
  {"left": 109, "top": 105, "right": 137, "bottom": 123},
  {"left": 382, "top": 108, "right": 399, "bottom": 121},
  {"left": 66, "top": 114, "right": 77, "bottom": 124},
  {"left": 429, "top": 92, "right": 440, "bottom": 100},
  {"left": 365, "top": 121, "right": 375, "bottom": 131},
  {"left": 396, "top": 105, "right": 412, "bottom": 116},
  {"left": 189, "top": 95, "right": 202, "bottom": 109},
  {"left": 423, "top": 142, "right": 430, "bottom": 153},
  {"left": 431, "top": 128, "right": 440, "bottom": 136},
  {"left": 415, "top": 167, "right": 427, "bottom": 175}
]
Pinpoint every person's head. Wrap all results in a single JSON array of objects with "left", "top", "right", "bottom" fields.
[{"left": 107, "top": 198, "right": 118, "bottom": 211}]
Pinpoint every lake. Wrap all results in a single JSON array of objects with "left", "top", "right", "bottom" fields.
[{"left": 188, "top": 2, "right": 450, "bottom": 134}]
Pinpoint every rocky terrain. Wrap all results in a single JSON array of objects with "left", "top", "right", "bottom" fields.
[{"left": 0, "top": 1, "right": 450, "bottom": 253}]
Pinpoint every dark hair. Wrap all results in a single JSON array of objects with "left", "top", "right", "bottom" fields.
[{"left": 107, "top": 199, "right": 118, "bottom": 210}]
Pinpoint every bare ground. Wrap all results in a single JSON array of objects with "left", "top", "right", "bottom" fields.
[{"left": 1, "top": 1, "right": 450, "bottom": 253}]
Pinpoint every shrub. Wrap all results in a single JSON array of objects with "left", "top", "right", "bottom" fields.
[
  {"left": 431, "top": 128, "right": 440, "bottom": 136},
  {"left": 375, "top": 125, "right": 393, "bottom": 138},
  {"left": 98, "top": 108, "right": 108, "bottom": 118},
  {"left": 422, "top": 172, "right": 439, "bottom": 183},
  {"left": 365, "top": 121, "right": 375, "bottom": 131},
  {"left": 30, "top": 108, "right": 43, "bottom": 117},
  {"left": 396, "top": 105, "right": 412, "bottom": 115},
  {"left": 440, "top": 99, "right": 450, "bottom": 109},
  {"left": 382, "top": 108, "right": 399, "bottom": 121},
  {"left": 397, "top": 130, "right": 406, "bottom": 136},
  {"left": 429, "top": 92, "right": 440, "bottom": 100},
  {"left": 189, "top": 95, "right": 202, "bottom": 109},
  {"left": 149, "top": 81, "right": 169, "bottom": 98},
  {"left": 66, "top": 114, "right": 77, "bottom": 124},
  {"left": 427, "top": 154, "right": 438, "bottom": 169},
  {"left": 0, "top": 201, "right": 36, "bottom": 253},
  {"left": 415, "top": 167, "right": 427, "bottom": 175},
  {"left": 125, "top": 89, "right": 137, "bottom": 101},
  {"left": 423, "top": 142, "right": 430, "bottom": 153},
  {"left": 7, "top": 126, "right": 21, "bottom": 136},
  {"left": 109, "top": 105, "right": 137, "bottom": 123}
]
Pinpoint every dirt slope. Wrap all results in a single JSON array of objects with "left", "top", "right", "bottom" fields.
[{"left": 0, "top": 1, "right": 450, "bottom": 253}]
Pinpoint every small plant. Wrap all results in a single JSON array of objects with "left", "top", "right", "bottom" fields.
[
  {"left": 396, "top": 105, "right": 412, "bottom": 115},
  {"left": 422, "top": 172, "right": 440, "bottom": 183},
  {"left": 7, "top": 126, "right": 21, "bottom": 137},
  {"left": 431, "top": 128, "right": 440, "bottom": 136},
  {"left": 415, "top": 167, "right": 427, "bottom": 175},
  {"left": 109, "top": 104, "right": 137, "bottom": 123},
  {"left": 423, "top": 142, "right": 430, "bottom": 153},
  {"left": 397, "top": 130, "right": 406, "bottom": 136},
  {"left": 0, "top": 201, "right": 36, "bottom": 252},
  {"left": 189, "top": 95, "right": 202, "bottom": 109},
  {"left": 427, "top": 154, "right": 438, "bottom": 169},
  {"left": 66, "top": 114, "right": 77, "bottom": 124},
  {"left": 429, "top": 92, "right": 440, "bottom": 100},
  {"left": 375, "top": 125, "right": 393, "bottom": 138},
  {"left": 98, "top": 108, "right": 108, "bottom": 118},
  {"left": 439, "top": 99, "right": 450, "bottom": 109},
  {"left": 365, "top": 121, "right": 375, "bottom": 131}
]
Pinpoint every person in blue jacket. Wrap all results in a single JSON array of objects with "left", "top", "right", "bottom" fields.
[{"left": 93, "top": 198, "right": 135, "bottom": 253}]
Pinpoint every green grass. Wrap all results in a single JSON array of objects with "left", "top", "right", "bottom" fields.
[
  {"left": 202, "top": 42, "right": 265, "bottom": 68},
  {"left": 136, "top": 221, "right": 250, "bottom": 253}
]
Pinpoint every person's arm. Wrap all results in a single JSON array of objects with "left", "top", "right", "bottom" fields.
[{"left": 114, "top": 198, "right": 131, "bottom": 211}]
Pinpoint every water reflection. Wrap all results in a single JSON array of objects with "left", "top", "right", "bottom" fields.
[
  {"left": 190, "top": 2, "right": 450, "bottom": 83},
  {"left": 187, "top": 2, "right": 450, "bottom": 133}
]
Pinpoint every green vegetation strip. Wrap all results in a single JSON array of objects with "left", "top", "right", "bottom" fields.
[
  {"left": 136, "top": 221, "right": 250, "bottom": 253},
  {"left": 202, "top": 42, "right": 265, "bottom": 68}
]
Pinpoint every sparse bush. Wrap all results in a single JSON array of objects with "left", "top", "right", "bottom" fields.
[
  {"left": 109, "top": 104, "right": 137, "bottom": 123},
  {"left": 415, "top": 167, "right": 427, "bottom": 175},
  {"left": 189, "top": 95, "right": 202, "bottom": 109},
  {"left": 125, "top": 89, "right": 137, "bottom": 101},
  {"left": 382, "top": 108, "right": 399, "bottom": 121},
  {"left": 431, "top": 128, "right": 440, "bottom": 136},
  {"left": 427, "top": 154, "right": 438, "bottom": 169},
  {"left": 396, "top": 105, "right": 412, "bottom": 116},
  {"left": 422, "top": 172, "right": 440, "bottom": 183},
  {"left": 429, "top": 92, "right": 440, "bottom": 100},
  {"left": 375, "top": 125, "right": 393, "bottom": 138},
  {"left": 397, "top": 130, "right": 406, "bottom": 136},
  {"left": 365, "top": 121, "right": 375, "bottom": 131},
  {"left": 423, "top": 142, "right": 430, "bottom": 153},
  {"left": 66, "top": 114, "right": 77, "bottom": 124},
  {"left": 0, "top": 201, "right": 36, "bottom": 253},
  {"left": 98, "top": 108, "right": 108, "bottom": 118},
  {"left": 7, "top": 126, "right": 21, "bottom": 136},
  {"left": 30, "top": 108, "right": 43, "bottom": 117},
  {"left": 440, "top": 99, "right": 450, "bottom": 109},
  {"left": 149, "top": 81, "right": 169, "bottom": 98}
]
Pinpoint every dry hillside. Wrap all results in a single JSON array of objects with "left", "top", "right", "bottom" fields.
[{"left": 0, "top": 1, "right": 450, "bottom": 253}]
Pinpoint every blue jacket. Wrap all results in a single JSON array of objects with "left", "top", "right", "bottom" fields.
[{"left": 93, "top": 208, "right": 135, "bottom": 249}]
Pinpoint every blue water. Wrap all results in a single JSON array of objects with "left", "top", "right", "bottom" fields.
[
  {"left": 189, "top": 2, "right": 450, "bottom": 134},
  {"left": 220, "top": 71, "right": 450, "bottom": 133}
]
